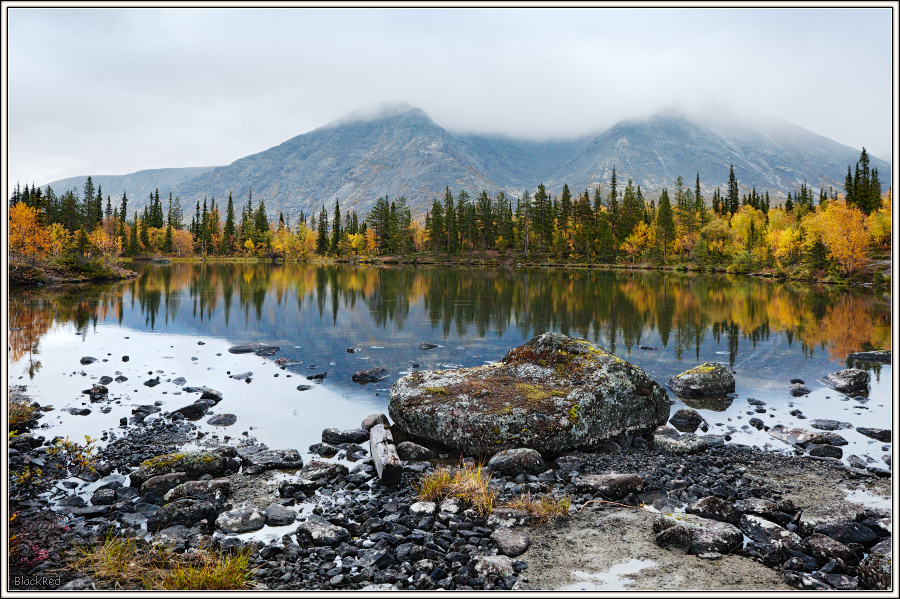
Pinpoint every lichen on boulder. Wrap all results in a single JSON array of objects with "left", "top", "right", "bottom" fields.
[
  {"left": 387, "top": 332, "right": 670, "bottom": 457},
  {"left": 668, "top": 362, "right": 735, "bottom": 398}
]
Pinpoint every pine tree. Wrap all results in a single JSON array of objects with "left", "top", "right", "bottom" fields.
[
  {"left": 82, "top": 177, "right": 95, "bottom": 228},
  {"left": 476, "top": 190, "right": 493, "bottom": 251},
  {"left": 444, "top": 187, "right": 458, "bottom": 254},
  {"left": 222, "top": 192, "right": 236, "bottom": 253}
]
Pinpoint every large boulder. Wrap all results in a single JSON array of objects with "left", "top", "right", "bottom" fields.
[
  {"left": 653, "top": 512, "right": 744, "bottom": 555},
  {"left": 387, "top": 332, "right": 669, "bottom": 457},
  {"left": 821, "top": 368, "right": 870, "bottom": 395},
  {"left": 668, "top": 363, "right": 734, "bottom": 398}
]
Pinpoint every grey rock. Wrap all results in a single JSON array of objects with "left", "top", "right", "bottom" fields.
[
  {"left": 806, "top": 533, "right": 859, "bottom": 566},
  {"left": 668, "top": 363, "right": 734, "bottom": 398},
  {"left": 859, "top": 549, "right": 892, "bottom": 590},
  {"left": 389, "top": 333, "right": 670, "bottom": 456},
  {"left": 800, "top": 502, "right": 866, "bottom": 536},
  {"left": 472, "top": 554, "right": 516, "bottom": 581},
  {"left": 362, "top": 413, "right": 390, "bottom": 430},
  {"left": 238, "top": 447, "right": 303, "bottom": 475},
  {"left": 491, "top": 526, "right": 530, "bottom": 557},
  {"left": 140, "top": 472, "right": 189, "bottom": 496},
  {"left": 322, "top": 428, "right": 369, "bottom": 445},
  {"left": 653, "top": 512, "right": 743, "bottom": 555},
  {"left": 217, "top": 504, "right": 266, "bottom": 533},
  {"left": 207, "top": 414, "right": 237, "bottom": 427},
  {"left": 129, "top": 452, "right": 226, "bottom": 487},
  {"left": 813, "top": 522, "right": 878, "bottom": 546},
  {"left": 265, "top": 504, "right": 296, "bottom": 526},
  {"left": 486, "top": 448, "right": 546, "bottom": 475},
  {"left": 575, "top": 473, "right": 644, "bottom": 500},
  {"left": 147, "top": 499, "right": 217, "bottom": 533},
  {"left": 654, "top": 430, "right": 709, "bottom": 455},
  {"left": 352, "top": 368, "right": 390, "bottom": 383},
  {"left": 396, "top": 441, "right": 435, "bottom": 461},
  {"left": 164, "top": 480, "right": 230, "bottom": 503},
  {"left": 295, "top": 514, "right": 350, "bottom": 547},
  {"left": 300, "top": 460, "right": 349, "bottom": 481},
  {"left": 821, "top": 368, "right": 870, "bottom": 395},
  {"left": 686, "top": 496, "right": 742, "bottom": 524},
  {"left": 59, "top": 578, "right": 97, "bottom": 590}
]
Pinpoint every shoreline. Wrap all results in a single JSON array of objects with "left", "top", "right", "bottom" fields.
[{"left": 7, "top": 386, "right": 892, "bottom": 591}]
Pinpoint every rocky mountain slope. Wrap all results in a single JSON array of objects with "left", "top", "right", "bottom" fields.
[{"left": 40, "top": 104, "right": 891, "bottom": 218}]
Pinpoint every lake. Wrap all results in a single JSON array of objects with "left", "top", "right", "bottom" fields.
[{"left": 7, "top": 262, "right": 893, "bottom": 470}]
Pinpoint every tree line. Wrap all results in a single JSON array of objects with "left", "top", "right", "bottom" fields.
[{"left": 8, "top": 149, "right": 891, "bottom": 280}]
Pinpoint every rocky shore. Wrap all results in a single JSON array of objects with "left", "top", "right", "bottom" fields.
[{"left": 6, "top": 336, "right": 893, "bottom": 591}]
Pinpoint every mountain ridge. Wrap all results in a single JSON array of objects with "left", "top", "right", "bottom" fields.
[{"left": 38, "top": 104, "right": 891, "bottom": 218}]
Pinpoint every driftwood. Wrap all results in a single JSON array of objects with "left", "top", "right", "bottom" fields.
[{"left": 369, "top": 424, "right": 403, "bottom": 486}]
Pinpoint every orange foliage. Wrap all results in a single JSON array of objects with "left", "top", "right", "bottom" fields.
[{"left": 9, "top": 203, "right": 50, "bottom": 265}]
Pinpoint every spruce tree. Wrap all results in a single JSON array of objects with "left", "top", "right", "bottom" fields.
[
  {"left": 656, "top": 188, "right": 675, "bottom": 263},
  {"left": 316, "top": 204, "right": 329, "bottom": 254},
  {"left": 331, "top": 199, "right": 342, "bottom": 253}
]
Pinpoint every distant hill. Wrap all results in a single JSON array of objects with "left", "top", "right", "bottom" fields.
[
  {"left": 42, "top": 166, "right": 219, "bottom": 205},
  {"left": 40, "top": 103, "right": 891, "bottom": 219}
]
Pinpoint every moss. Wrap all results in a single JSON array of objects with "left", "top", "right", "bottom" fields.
[{"left": 423, "top": 387, "right": 450, "bottom": 396}]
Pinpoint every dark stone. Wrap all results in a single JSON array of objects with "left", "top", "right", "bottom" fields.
[
  {"left": 669, "top": 408, "right": 703, "bottom": 433},
  {"left": 352, "top": 368, "right": 390, "bottom": 384},
  {"left": 322, "top": 428, "right": 369, "bottom": 445},
  {"left": 396, "top": 441, "right": 436, "bottom": 461},
  {"left": 309, "top": 443, "right": 340, "bottom": 458},
  {"left": 782, "top": 571, "right": 831, "bottom": 590},
  {"left": 806, "top": 533, "right": 859, "bottom": 566},
  {"left": 810, "top": 419, "right": 852, "bottom": 431},
  {"left": 143, "top": 378, "right": 161, "bottom": 387},
  {"left": 80, "top": 356, "right": 98, "bottom": 365},
  {"left": 296, "top": 385, "right": 313, "bottom": 392},
  {"left": 686, "top": 496, "right": 742, "bottom": 524},
  {"left": 789, "top": 384, "right": 811, "bottom": 397},
  {"left": 238, "top": 447, "right": 304, "bottom": 475},
  {"left": 847, "top": 350, "right": 891, "bottom": 364},
  {"left": 808, "top": 444, "right": 843, "bottom": 459},
  {"left": 207, "top": 414, "right": 237, "bottom": 427},
  {"left": 420, "top": 342, "right": 438, "bottom": 350},
  {"left": 486, "top": 448, "right": 546, "bottom": 475},
  {"left": 68, "top": 407, "right": 92, "bottom": 416},
  {"left": 814, "top": 522, "right": 878, "bottom": 546},
  {"left": 147, "top": 499, "right": 217, "bottom": 533},
  {"left": 307, "top": 372, "right": 327, "bottom": 381},
  {"left": 856, "top": 427, "right": 891, "bottom": 442},
  {"left": 228, "top": 343, "right": 280, "bottom": 356}
]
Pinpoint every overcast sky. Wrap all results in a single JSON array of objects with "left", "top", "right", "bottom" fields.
[{"left": 5, "top": 6, "right": 895, "bottom": 197}]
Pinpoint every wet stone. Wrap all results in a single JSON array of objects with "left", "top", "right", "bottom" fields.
[
  {"left": 856, "top": 427, "right": 891, "bottom": 442},
  {"left": 810, "top": 419, "right": 852, "bottom": 431},
  {"left": 207, "top": 414, "right": 237, "bottom": 427},
  {"left": 669, "top": 408, "right": 703, "bottom": 433}
]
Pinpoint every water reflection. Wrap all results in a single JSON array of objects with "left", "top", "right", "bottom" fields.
[{"left": 8, "top": 263, "right": 891, "bottom": 381}]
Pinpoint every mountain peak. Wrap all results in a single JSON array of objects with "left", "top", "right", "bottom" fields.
[{"left": 324, "top": 102, "right": 433, "bottom": 129}]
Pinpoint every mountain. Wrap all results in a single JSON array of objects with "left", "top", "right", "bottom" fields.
[
  {"left": 41, "top": 166, "right": 219, "bottom": 205},
  {"left": 40, "top": 104, "right": 890, "bottom": 219}
]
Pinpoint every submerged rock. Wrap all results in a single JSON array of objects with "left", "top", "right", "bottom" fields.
[
  {"left": 388, "top": 333, "right": 669, "bottom": 457},
  {"left": 227, "top": 343, "right": 280, "bottom": 357},
  {"left": 352, "top": 368, "right": 390, "bottom": 383},
  {"left": 847, "top": 349, "right": 891, "bottom": 364},
  {"left": 668, "top": 363, "right": 735, "bottom": 398}
]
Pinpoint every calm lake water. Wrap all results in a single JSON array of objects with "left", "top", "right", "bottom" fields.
[{"left": 7, "top": 262, "right": 894, "bottom": 470}]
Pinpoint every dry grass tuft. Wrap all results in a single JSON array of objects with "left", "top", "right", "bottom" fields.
[
  {"left": 504, "top": 491, "right": 573, "bottom": 523},
  {"left": 73, "top": 534, "right": 257, "bottom": 590}
]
